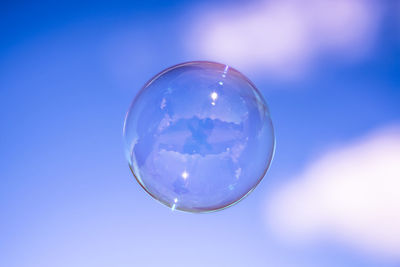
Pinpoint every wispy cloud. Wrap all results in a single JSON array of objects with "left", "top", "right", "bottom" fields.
[
  {"left": 265, "top": 125, "right": 400, "bottom": 259},
  {"left": 186, "top": 0, "right": 382, "bottom": 79}
]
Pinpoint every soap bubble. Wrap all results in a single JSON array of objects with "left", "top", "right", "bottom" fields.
[{"left": 123, "top": 61, "right": 275, "bottom": 212}]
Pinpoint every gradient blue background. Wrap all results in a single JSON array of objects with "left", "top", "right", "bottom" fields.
[{"left": 1, "top": 1, "right": 399, "bottom": 266}]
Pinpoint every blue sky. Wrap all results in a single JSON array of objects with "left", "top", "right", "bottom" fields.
[{"left": 1, "top": 0, "right": 399, "bottom": 266}]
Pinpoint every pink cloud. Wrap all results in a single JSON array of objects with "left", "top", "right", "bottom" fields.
[
  {"left": 265, "top": 125, "right": 400, "bottom": 259},
  {"left": 186, "top": 0, "right": 382, "bottom": 79}
]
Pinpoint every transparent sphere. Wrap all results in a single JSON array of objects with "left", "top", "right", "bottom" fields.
[{"left": 123, "top": 61, "right": 275, "bottom": 212}]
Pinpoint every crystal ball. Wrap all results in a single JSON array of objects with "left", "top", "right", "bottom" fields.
[{"left": 123, "top": 61, "right": 275, "bottom": 212}]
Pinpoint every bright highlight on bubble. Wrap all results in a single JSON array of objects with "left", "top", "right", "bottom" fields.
[{"left": 123, "top": 61, "right": 275, "bottom": 213}]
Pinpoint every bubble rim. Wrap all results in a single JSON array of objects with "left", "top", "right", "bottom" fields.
[{"left": 123, "top": 60, "right": 276, "bottom": 213}]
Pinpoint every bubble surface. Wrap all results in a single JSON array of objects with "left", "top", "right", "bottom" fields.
[{"left": 123, "top": 61, "right": 275, "bottom": 212}]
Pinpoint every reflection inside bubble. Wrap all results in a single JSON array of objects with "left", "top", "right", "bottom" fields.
[{"left": 123, "top": 61, "right": 275, "bottom": 212}]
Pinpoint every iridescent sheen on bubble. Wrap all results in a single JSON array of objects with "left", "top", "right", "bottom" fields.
[{"left": 123, "top": 61, "right": 275, "bottom": 212}]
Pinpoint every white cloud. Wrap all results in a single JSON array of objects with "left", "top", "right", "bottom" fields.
[
  {"left": 186, "top": 0, "right": 381, "bottom": 79},
  {"left": 265, "top": 125, "right": 400, "bottom": 259}
]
